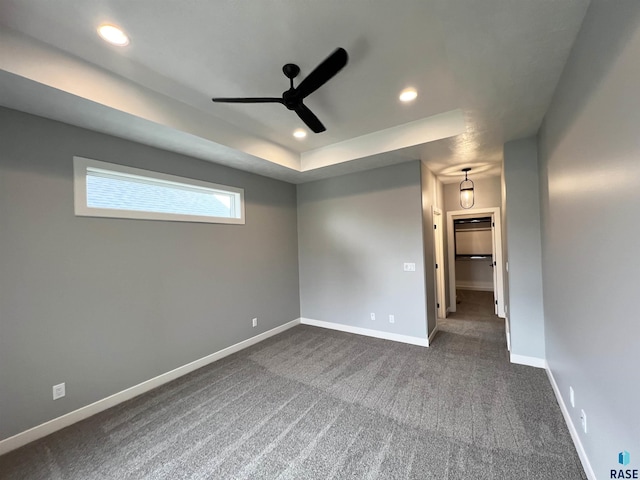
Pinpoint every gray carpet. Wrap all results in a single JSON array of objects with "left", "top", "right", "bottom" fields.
[
  {"left": 0, "top": 309, "right": 586, "bottom": 479},
  {"left": 450, "top": 289, "right": 499, "bottom": 322}
]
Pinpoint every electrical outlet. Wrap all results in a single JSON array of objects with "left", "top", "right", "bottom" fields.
[
  {"left": 569, "top": 386, "right": 575, "bottom": 408},
  {"left": 580, "top": 409, "right": 587, "bottom": 433},
  {"left": 389, "top": 314, "right": 395, "bottom": 324},
  {"left": 403, "top": 263, "right": 416, "bottom": 272},
  {"left": 370, "top": 313, "right": 375, "bottom": 321},
  {"left": 53, "top": 383, "right": 65, "bottom": 400},
  {"left": 252, "top": 318, "right": 258, "bottom": 328}
]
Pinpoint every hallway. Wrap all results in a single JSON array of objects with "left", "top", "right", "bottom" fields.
[
  {"left": 436, "top": 289, "right": 508, "bottom": 364},
  {"left": 448, "top": 289, "right": 498, "bottom": 322}
]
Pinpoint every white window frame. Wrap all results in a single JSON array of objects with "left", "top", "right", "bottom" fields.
[{"left": 73, "top": 157, "right": 245, "bottom": 224}]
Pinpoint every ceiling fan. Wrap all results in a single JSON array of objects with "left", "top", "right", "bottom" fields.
[{"left": 212, "top": 48, "right": 348, "bottom": 134}]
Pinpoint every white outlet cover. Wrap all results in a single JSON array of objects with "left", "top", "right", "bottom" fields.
[
  {"left": 389, "top": 315, "right": 395, "bottom": 324},
  {"left": 403, "top": 263, "right": 416, "bottom": 272},
  {"left": 252, "top": 318, "right": 257, "bottom": 327},
  {"left": 580, "top": 409, "right": 587, "bottom": 433},
  {"left": 370, "top": 313, "right": 375, "bottom": 320},
  {"left": 53, "top": 383, "right": 65, "bottom": 400},
  {"left": 569, "top": 386, "right": 575, "bottom": 408}
]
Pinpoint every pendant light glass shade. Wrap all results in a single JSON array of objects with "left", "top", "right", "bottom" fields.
[{"left": 460, "top": 168, "right": 474, "bottom": 209}]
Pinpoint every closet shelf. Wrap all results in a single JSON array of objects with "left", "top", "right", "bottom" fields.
[{"left": 455, "top": 254, "right": 491, "bottom": 260}]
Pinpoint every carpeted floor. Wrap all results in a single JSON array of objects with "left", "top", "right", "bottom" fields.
[
  {"left": 449, "top": 289, "right": 499, "bottom": 322},
  {"left": 0, "top": 305, "right": 586, "bottom": 479}
]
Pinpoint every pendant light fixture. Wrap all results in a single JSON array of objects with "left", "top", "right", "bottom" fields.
[{"left": 460, "top": 168, "right": 474, "bottom": 209}]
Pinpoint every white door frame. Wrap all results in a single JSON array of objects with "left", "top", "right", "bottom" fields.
[
  {"left": 446, "top": 207, "right": 505, "bottom": 318},
  {"left": 433, "top": 207, "right": 447, "bottom": 320}
]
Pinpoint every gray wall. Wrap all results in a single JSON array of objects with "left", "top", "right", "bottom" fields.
[
  {"left": 538, "top": 0, "right": 640, "bottom": 474},
  {"left": 503, "top": 138, "right": 545, "bottom": 361},
  {"left": 444, "top": 175, "right": 501, "bottom": 212},
  {"left": 455, "top": 259, "right": 493, "bottom": 290},
  {"left": 297, "top": 161, "right": 428, "bottom": 340},
  {"left": 0, "top": 108, "right": 300, "bottom": 440}
]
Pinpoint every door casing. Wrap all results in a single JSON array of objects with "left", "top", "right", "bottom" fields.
[
  {"left": 433, "top": 207, "right": 447, "bottom": 319},
  {"left": 446, "top": 207, "right": 505, "bottom": 318}
]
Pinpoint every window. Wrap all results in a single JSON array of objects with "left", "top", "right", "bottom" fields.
[{"left": 73, "top": 157, "right": 244, "bottom": 224}]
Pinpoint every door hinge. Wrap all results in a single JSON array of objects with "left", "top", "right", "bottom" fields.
[
  {"left": 434, "top": 224, "right": 437, "bottom": 229},
  {"left": 437, "top": 303, "right": 440, "bottom": 308},
  {"left": 492, "top": 222, "right": 495, "bottom": 227},
  {"left": 435, "top": 263, "right": 439, "bottom": 269},
  {"left": 495, "top": 300, "right": 498, "bottom": 305}
]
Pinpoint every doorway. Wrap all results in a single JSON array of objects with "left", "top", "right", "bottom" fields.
[{"left": 446, "top": 208, "right": 505, "bottom": 318}]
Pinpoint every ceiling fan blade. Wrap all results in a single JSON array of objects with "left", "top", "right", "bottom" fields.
[
  {"left": 295, "top": 48, "right": 348, "bottom": 100},
  {"left": 295, "top": 104, "right": 326, "bottom": 133},
  {"left": 212, "top": 97, "right": 284, "bottom": 104}
]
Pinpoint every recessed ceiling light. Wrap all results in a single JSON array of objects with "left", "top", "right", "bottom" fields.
[
  {"left": 399, "top": 88, "right": 418, "bottom": 102},
  {"left": 293, "top": 129, "right": 307, "bottom": 139},
  {"left": 97, "top": 24, "right": 130, "bottom": 46}
]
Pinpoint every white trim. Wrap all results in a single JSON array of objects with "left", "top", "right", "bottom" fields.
[
  {"left": 300, "top": 318, "right": 429, "bottom": 347},
  {"left": 73, "top": 156, "right": 245, "bottom": 224},
  {"left": 432, "top": 206, "right": 447, "bottom": 320},
  {"left": 0, "top": 319, "right": 301, "bottom": 456},
  {"left": 505, "top": 316, "right": 511, "bottom": 352},
  {"left": 509, "top": 353, "right": 546, "bottom": 368},
  {"left": 545, "top": 364, "right": 596, "bottom": 480},
  {"left": 428, "top": 325, "right": 439, "bottom": 345},
  {"left": 455, "top": 281, "right": 494, "bottom": 292}
]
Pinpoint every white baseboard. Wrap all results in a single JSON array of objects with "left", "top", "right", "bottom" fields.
[
  {"left": 509, "top": 353, "right": 546, "bottom": 368},
  {"left": 0, "top": 318, "right": 301, "bottom": 456},
  {"left": 545, "top": 363, "right": 596, "bottom": 480},
  {"left": 456, "top": 281, "right": 494, "bottom": 292},
  {"left": 300, "top": 318, "right": 428, "bottom": 347},
  {"left": 428, "top": 325, "right": 439, "bottom": 345},
  {"left": 505, "top": 317, "right": 511, "bottom": 352}
]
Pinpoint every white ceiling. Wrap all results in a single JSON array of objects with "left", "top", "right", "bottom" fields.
[{"left": 0, "top": 0, "right": 590, "bottom": 184}]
